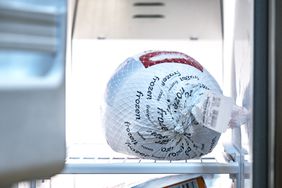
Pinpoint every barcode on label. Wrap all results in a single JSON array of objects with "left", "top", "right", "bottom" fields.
[
  {"left": 211, "top": 110, "right": 219, "bottom": 128},
  {"left": 212, "top": 96, "right": 221, "bottom": 107}
]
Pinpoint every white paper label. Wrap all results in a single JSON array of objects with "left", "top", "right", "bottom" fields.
[{"left": 192, "top": 92, "right": 233, "bottom": 133}]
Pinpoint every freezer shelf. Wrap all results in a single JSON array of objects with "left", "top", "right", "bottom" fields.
[
  {"left": 63, "top": 157, "right": 239, "bottom": 174},
  {"left": 62, "top": 142, "right": 248, "bottom": 175}
]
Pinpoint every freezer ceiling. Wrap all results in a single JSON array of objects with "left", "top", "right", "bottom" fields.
[{"left": 74, "top": 0, "right": 222, "bottom": 39}]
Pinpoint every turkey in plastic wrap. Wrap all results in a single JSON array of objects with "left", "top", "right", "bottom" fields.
[{"left": 103, "top": 50, "right": 248, "bottom": 160}]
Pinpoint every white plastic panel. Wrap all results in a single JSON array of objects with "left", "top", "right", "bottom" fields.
[
  {"left": 0, "top": 0, "right": 67, "bottom": 186},
  {"left": 0, "top": 0, "right": 66, "bottom": 89},
  {"left": 67, "top": 39, "right": 223, "bottom": 146},
  {"left": 74, "top": 0, "right": 222, "bottom": 39}
]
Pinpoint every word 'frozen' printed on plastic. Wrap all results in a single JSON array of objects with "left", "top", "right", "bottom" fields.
[{"left": 103, "top": 50, "right": 248, "bottom": 160}]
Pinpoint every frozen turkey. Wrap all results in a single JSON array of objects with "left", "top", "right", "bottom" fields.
[{"left": 103, "top": 50, "right": 248, "bottom": 160}]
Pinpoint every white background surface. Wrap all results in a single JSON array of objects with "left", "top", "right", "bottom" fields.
[{"left": 66, "top": 39, "right": 223, "bottom": 147}]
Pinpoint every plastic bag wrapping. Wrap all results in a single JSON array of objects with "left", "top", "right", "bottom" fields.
[{"left": 103, "top": 51, "right": 248, "bottom": 160}]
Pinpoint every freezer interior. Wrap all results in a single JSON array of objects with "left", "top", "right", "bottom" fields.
[{"left": 20, "top": 0, "right": 253, "bottom": 187}]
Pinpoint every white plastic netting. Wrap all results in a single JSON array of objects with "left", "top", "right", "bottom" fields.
[{"left": 103, "top": 50, "right": 248, "bottom": 160}]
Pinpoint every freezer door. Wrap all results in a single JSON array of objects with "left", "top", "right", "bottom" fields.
[
  {"left": 0, "top": 0, "right": 67, "bottom": 186},
  {"left": 254, "top": 0, "right": 282, "bottom": 188},
  {"left": 272, "top": 0, "right": 282, "bottom": 187}
]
